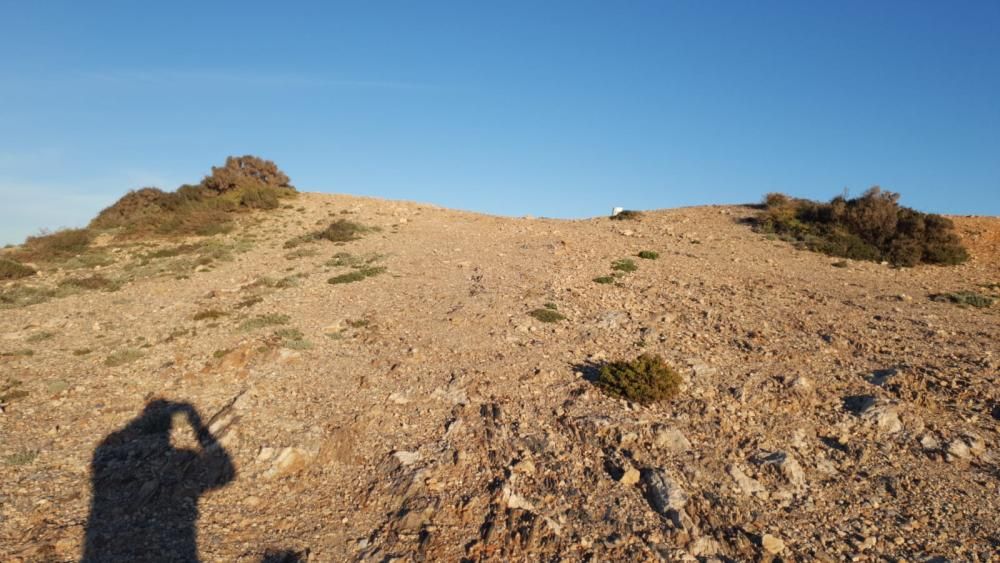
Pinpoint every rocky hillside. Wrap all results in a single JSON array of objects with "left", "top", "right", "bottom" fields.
[{"left": 1, "top": 193, "right": 998, "bottom": 562}]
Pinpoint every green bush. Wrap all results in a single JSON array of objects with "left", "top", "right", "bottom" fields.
[
  {"left": 593, "top": 276, "right": 615, "bottom": 284},
  {"left": 327, "top": 266, "right": 386, "bottom": 285},
  {"left": 58, "top": 275, "right": 119, "bottom": 292},
  {"left": 612, "top": 258, "right": 638, "bottom": 273},
  {"left": 528, "top": 308, "right": 565, "bottom": 323},
  {"left": 931, "top": 291, "right": 995, "bottom": 308},
  {"left": 240, "top": 314, "right": 291, "bottom": 331},
  {"left": 755, "top": 188, "right": 968, "bottom": 266},
  {"left": 637, "top": 250, "right": 659, "bottom": 260},
  {"left": 0, "top": 259, "right": 36, "bottom": 280},
  {"left": 595, "top": 354, "right": 682, "bottom": 405}
]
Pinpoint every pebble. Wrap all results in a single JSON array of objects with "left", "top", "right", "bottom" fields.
[
  {"left": 619, "top": 467, "right": 640, "bottom": 486},
  {"left": 761, "top": 533, "right": 785, "bottom": 554}
]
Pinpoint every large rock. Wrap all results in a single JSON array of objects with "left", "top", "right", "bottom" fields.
[{"left": 641, "top": 469, "right": 694, "bottom": 531}]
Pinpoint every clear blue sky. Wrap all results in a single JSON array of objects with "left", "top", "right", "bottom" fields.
[{"left": 2, "top": 1, "right": 998, "bottom": 244}]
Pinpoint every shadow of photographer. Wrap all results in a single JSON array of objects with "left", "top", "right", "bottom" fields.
[{"left": 82, "top": 399, "right": 235, "bottom": 562}]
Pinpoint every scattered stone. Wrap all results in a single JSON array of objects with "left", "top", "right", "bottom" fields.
[
  {"left": 388, "top": 392, "right": 410, "bottom": 405},
  {"left": 859, "top": 401, "right": 903, "bottom": 435},
  {"left": 919, "top": 433, "right": 940, "bottom": 451},
  {"left": 729, "top": 464, "right": 768, "bottom": 498},
  {"left": 393, "top": 450, "right": 422, "bottom": 467},
  {"left": 759, "top": 451, "right": 806, "bottom": 490},
  {"left": 761, "top": 533, "right": 785, "bottom": 554},
  {"left": 257, "top": 446, "right": 276, "bottom": 462},
  {"left": 512, "top": 458, "right": 536, "bottom": 475},
  {"left": 641, "top": 468, "right": 694, "bottom": 531},
  {"left": 619, "top": 467, "right": 641, "bottom": 486},
  {"left": 654, "top": 427, "right": 692, "bottom": 453},
  {"left": 263, "top": 447, "right": 311, "bottom": 479}
]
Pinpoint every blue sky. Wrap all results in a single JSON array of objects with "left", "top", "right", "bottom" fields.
[{"left": 2, "top": 1, "right": 998, "bottom": 244}]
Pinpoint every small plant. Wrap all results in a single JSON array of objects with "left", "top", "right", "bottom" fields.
[
  {"left": 193, "top": 309, "right": 227, "bottom": 321},
  {"left": 13, "top": 228, "right": 94, "bottom": 262},
  {"left": 58, "top": 275, "right": 119, "bottom": 292},
  {"left": 637, "top": 250, "right": 659, "bottom": 260},
  {"left": 346, "top": 318, "right": 370, "bottom": 328},
  {"left": 73, "top": 348, "right": 93, "bottom": 356},
  {"left": 1, "top": 349, "right": 34, "bottom": 358},
  {"left": 595, "top": 353, "right": 682, "bottom": 405},
  {"left": 0, "top": 258, "right": 36, "bottom": 280},
  {"left": 239, "top": 313, "right": 291, "bottom": 331},
  {"left": 235, "top": 295, "right": 264, "bottom": 309},
  {"left": 328, "top": 266, "right": 386, "bottom": 285},
  {"left": 931, "top": 291, "right": 995, "bottom": 308},
  {"left": 212, "top": 348, "right": 232, "bottom": 359},
  {"left": 832, "top": 260, "right": 849, "bottom": 268},
  {"left": 593, "top": 276, "right": 615, "bottom": 284},
  {"left": 317, "top": 220, "right": 369, "bottom": 242},
  {"left": 543, "top": 302, "right": 559, "bottom": 310},
  {"left": 285, "top": 247, "right": 320, "bottom": 260},
  {"left": 26, "top": 331, "right": 56, "bottom": 343},
  {"left": 610, "top": 210, "right": 643, "bottom": 221},
  {"left": 4, "top": 449, "right": 38, "bottom": 466},
  {"left": 0, "top": 285, "right": 57, "bottom": 309},
  {"left": 275, "top": 328, "right": 313, "bottom": 350},
  {"left": 104, "top": 348, "right": 144, "bottom": 367},
  {"left": 612, "top": 259, "right": 638, "bottom": 273},
  {"left": 528, "top": 308, "right": 566, "bottom": 323},
  {"left": 286, "top": 220, "right": 371, "bottom": 249},
  {"left": 0, "top": 379, "right": 29, "bottom": 403}
]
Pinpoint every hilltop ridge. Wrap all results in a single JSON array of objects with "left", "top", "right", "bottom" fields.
[{"left": 1, "top": 191, "right": 999, "bottom": 561}]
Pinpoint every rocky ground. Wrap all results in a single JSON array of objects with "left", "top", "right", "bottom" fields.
[{"left": 1, "top": 193, "right": 998, "bottom": 562}]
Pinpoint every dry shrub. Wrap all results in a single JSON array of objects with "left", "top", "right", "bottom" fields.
[
  {"left": 756, "top": 188, "right": 968, "bottom": 266},
  {"left": 58, "top": 275, "right": 119, "bottom": 292},
  {"left": 201, "top": 155, "right": 292, "bottom": 194},
  {"left": 0, "top": 259, "right": 36, "bottom": 280},
  {"left": 14, "top": 228, "right": 94, "bottom": 262},
  {"left": 89, "top": 156, "right": 295, "bottom": 237}
]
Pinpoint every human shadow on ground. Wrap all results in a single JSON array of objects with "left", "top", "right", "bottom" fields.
[{"left": 81, "top": 399, "right": 235, "bottom": 562}]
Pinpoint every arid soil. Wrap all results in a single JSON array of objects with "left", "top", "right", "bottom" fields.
[{"left": 1, "top": 193, "right": 998, "bottom": 562}]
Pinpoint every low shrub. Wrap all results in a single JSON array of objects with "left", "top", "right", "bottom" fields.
[
  {"left": 193, "top": 309, "right": 227, "bottom": 321},
  {"left": 4, "top": 450, "right": 37, "bottom": 466},
  {"left": 528, "top": 308, "right": 565, "bottom": 323},
  {"left": 274, "top": 328, "right": 313, "bottom": 349},
  {"left": 610, "top": 210, "right": 643, "bottom": 221},
  {"left": 89, "top": 156, "right": 295, "bottom": 237},
  {"left": 14, "top": 228, "right": 94, "bottom": 262},
  {"left": 593, "top": 276, "right": 615, "bottom": 284},
  {"left": 328, "top": 266, "right": 386, "bottom": 285},
  {"left": 612, "top": 258, "right": 638, "bottom": 273},
  {"left": 595, "top": 354, "right": 682, "bottom": 405},
  {"left": 104, "top": 348, "right": 143, "bottom": 367},
  {"left": 26, "top": 331, "right": 56, "bottom": 343},
  {"left": 240, "top": 314, "right": 291, "bottom": 331},
  {"left": 931, "top": 291, "right": 995, "bottom": 308},
  {"left": 0, "top": 285, "right": 56, "bottom": 308},
  {"left": 58, "top": 275, "right": 119, "bottom": 292},
  {"left": 637, "top": 250, "right": 659, "bottom": 260},
  {"left": 0, "top": 259, "right": 36, "bottom": 280},
  {"left": 754, "top": 188, "right": 968, "bottom": 266}
]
